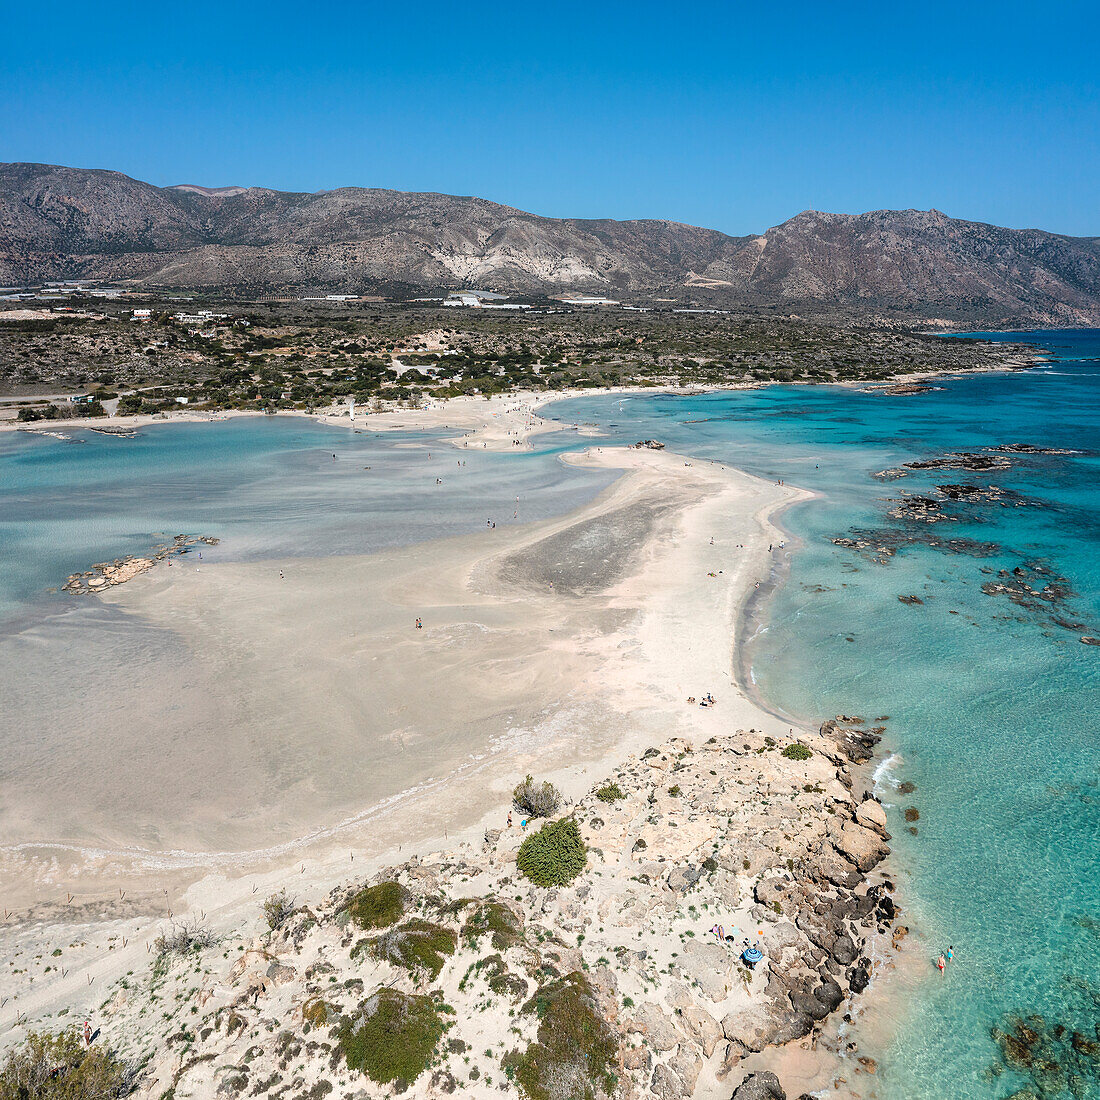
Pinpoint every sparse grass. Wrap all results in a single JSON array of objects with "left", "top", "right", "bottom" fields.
[
  {"left": 517, "top": 819, "right": 587, "bottom": 888},
  {"left": 339, "top": 881, "right": 409, "bottom": 930},
  {"left": 335, "top": 988, "right": 444, "bottom": 1085}
]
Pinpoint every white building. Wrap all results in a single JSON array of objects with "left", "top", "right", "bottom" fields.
[
  {"left": 443, "top": 290, "right": 518, "bottom": 308},
  {"left": 443, "top": 292, "right": 488, "bottom": 307}
]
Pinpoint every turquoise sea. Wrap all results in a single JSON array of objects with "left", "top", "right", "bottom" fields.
[
  {"left": 2, "top": 332, "right": 1099, "bottom": 1098},
  {"left": 548, "top": 330, "right": 1100, "bottom": 1100}
]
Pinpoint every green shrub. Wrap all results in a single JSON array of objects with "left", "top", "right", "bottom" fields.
[
  {"left": 595, "top": 783, "right": 624, "bottom": 804},
  {"left": 668, "top": 785, "right": 682, "bottom": 797},
  {"left": 503, "top": 973, "right": 618, "bottom": 1100},
  {"left": 0, "top": 1029, "right": 134, "bottom": 1099},
  {"left": 517, "top": 819, "right": 586, "bottom": 887},
  {"left": 462, "top": 901, "right": 524, "bottom": 949},
  {"left": 340, "top": 881, "right": 409, "bottom": 930},
  {"left": 781, "top": 743, "right": 812, "bottom": 761},
  {"left": 335, "top": 989, "right": 444, "bottom": 1085},
  {"left": 513, "top": 775, "right": 562, "bottom": 819},
  {"left": 365, "top": 920, "right": 456, "bottom": 980}
]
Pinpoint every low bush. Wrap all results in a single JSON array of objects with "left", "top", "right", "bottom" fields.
[
  {"left": 513, "top": 775, "right": 562, "bottom": 819},
  {"left": 262, "top": 889, "right": 295, "bottom": 931},
  {"left": 594, "top": 783, "right": 624, "bottom": 804},
  {"left": 340, "top": 881, "right": 409, "bottom": 930},
  {"left": 781, "top": 743, "right": 812, "bottom": 761},
  {"left": 0, "top": 1029, "right": 137, "bottom": 1099},
  {"left": 462, "top": 900, "right": 524, "bottom": 950},
  {"left": 503, "top": 972, "right": 618, "bottom": 1100},
  {"left": 301, "top": 997, "right": 331, "bottom": 1027},
  {"left": 335, "top": 989, "right": 444, "bottom": 1085},
  {"left": 517, "top": 819, "right": 586, "bottom": 888},
  {"left": 366, "top": 919, "right": 456, "bottom": 980},
  {"left": 154, "top": 919, "right": 215, "bottom": 960}
]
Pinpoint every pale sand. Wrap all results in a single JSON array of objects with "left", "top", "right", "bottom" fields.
[
  {"left": 0, "top": 445, "right": 808, "bottom": 1041},
  {"left": 0, "top": 392, "right": 564, "bottom": 447}
]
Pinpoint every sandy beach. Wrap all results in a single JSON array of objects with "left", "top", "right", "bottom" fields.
[
  {"left": 0, "top": 440, "right": 813, "bottom": 1041},
  {"left": 0, "top": 383, "right": 732, "bottom": 449}
]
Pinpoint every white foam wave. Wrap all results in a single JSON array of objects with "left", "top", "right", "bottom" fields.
[{"left": 872, "top": 752, "right": 902, "bottom": 800}]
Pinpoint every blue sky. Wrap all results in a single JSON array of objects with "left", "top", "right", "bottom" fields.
[{"left": 2, "top": 0, "right": 1097, "bottom": 236}]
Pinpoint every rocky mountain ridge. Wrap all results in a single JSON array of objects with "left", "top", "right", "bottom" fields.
[{"left": 2, "top": 162, "right": 1098, "bottom": 325}]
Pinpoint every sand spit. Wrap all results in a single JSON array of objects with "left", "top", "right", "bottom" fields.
[
  {"left": 0, "top": 446, "right": 904, "bottom": 1096},
  {"left": 0, "top": 385, "right": 721, "bottom": 449}
]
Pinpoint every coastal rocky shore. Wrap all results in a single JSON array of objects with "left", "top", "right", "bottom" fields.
[{"left": 59, "top": 717, "right": 895, "bottom": 1099}]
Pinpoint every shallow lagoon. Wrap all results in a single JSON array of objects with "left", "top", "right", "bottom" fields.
[{"left": 0, "top": 416, "right": 617, "bottom": 626}]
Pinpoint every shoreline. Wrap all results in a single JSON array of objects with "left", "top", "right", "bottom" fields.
[
  {"left": 0, "top": 443, "right": 901, "bottom": 1096},
  {"left": 0, "top": 333, "right": 1041, "bottom": 447}
]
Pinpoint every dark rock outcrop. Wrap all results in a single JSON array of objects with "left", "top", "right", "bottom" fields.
[{"left": 730, "top": 1071, "right": 786, "bottom": 1100}]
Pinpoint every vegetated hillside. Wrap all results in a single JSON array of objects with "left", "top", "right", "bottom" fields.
[{"left": 2, "top": 162, "right": 1098, "bottom": 325}]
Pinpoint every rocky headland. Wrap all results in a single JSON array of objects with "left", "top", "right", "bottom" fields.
[{"left": 29, "top": 717, "right": 897, "bottom": 1099}]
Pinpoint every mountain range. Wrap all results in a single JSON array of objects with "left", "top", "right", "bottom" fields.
[{"left": 2, "top": 162, "right": 1099, "bottom": 325}]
